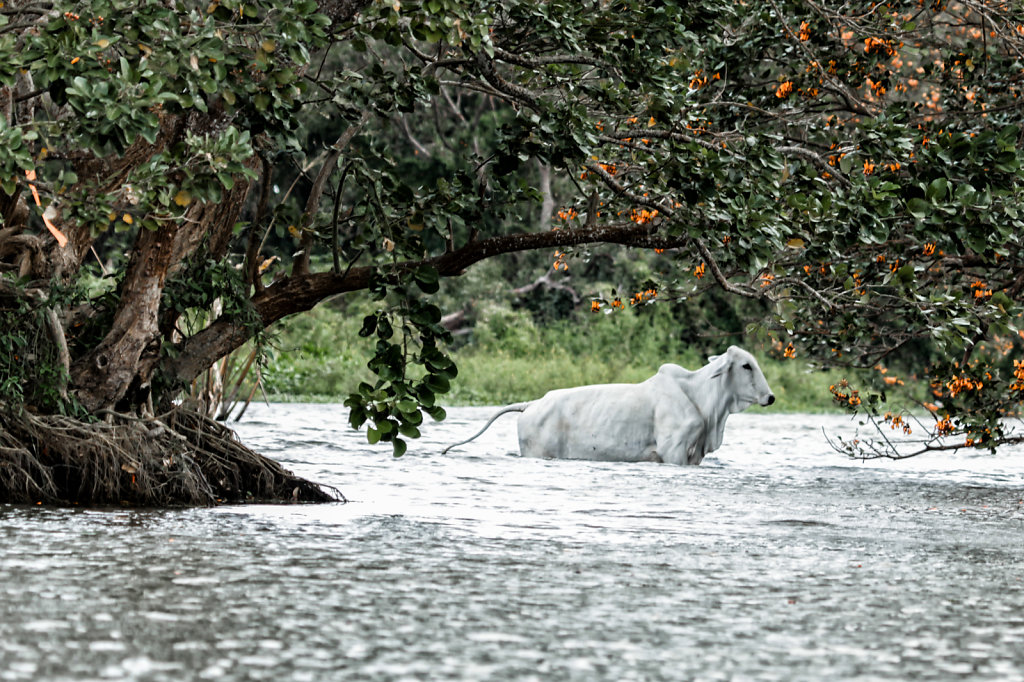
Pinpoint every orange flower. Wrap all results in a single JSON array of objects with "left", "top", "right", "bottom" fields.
[
  {"left": 864, "top": 37, "right": 896, "bottom": 57},
  {"left": 630, "top": 208, "right": 659, "bottom": 225},
  {"left": 798, "top": 21, "right": 811, "bottom": 41},
  {"left": 946, "top": 374, "right": 983, "bottom": 397},
  {"left": 829, "top": 382, "right": 862, "bottom": 407},
  {"left": 970, "top": 280, "right": 992, "bottom": 299},
  {"left": 937, "top": 411, "right": 958, "bottom": 432},
  {"left": 630, "top": 289, "right": 657, "bottom": 306},
  {"left": 884, "top": 412, "right": 912, "bottom": 434},
  {"left": 863, "top": 159, "right": 875, "bottom": 175},
  {"left": 591, "top": 300, "right": 601, "bottom": 313},
  {"left": 775, "top": 81, "right": 794, "bottom": 98},
  {"left": 1009, "top": 360, "right": 1024, "bottom": 392},
  {"left": 783, "top": 343, "right": 796, "bottom": 359},
  {"left": 694, "top": 263, "right": 706, "bottom": 279}
]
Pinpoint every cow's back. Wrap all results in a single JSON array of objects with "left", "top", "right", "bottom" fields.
[{"left": 517, "top": 382, "right": 660, "bottom": 461}]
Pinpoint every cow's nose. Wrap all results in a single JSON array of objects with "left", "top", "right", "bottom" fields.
[{"left": 764, "top": 394, "right": 776, "bottom": 406}]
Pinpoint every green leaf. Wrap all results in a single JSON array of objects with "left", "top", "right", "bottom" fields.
[
  {"left": 398, "top": 423, "right": 420, "bottom": 438},
  {"left": 907, "top": 198, "right": 930, "bottom": 218},
  {"left": 926, "top": 177, "right": 948, "bottom": 201},
  {"left": 414, "top": 265, "right": 438, "bottom": 284},
  {"left": 400, "top": 409, "right": 423, "bottom": 426},
  {"left": 424, "top": 405, "right": 446, "bottom": 422},
  {"left": 348, "top": 406, "right": 366, "bottom": 429},
  {"left": 414, "top": 268, "right": 440, "bottom": 294},
  {"left": 425, "top": 374, "right": 450, "bottom": 393},
  {"left": 358, "top": 315, "right": 377, "bottom": 337}
]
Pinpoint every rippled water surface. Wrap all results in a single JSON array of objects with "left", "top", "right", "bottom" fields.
[{"left": 3, "top": 405, "right": 1024, "bottom": 681}]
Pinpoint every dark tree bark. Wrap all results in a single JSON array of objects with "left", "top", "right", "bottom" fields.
[{"left": 69, "top": 147, "right": 254, "bottom": 412}]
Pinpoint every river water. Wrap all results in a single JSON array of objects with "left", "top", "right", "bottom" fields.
[{"left": 2, "top": 404, "right": 1024, "bottom": 681}]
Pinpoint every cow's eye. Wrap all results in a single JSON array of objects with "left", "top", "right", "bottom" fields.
[{"left": 742, "top": 363, "right": 752, "bottom": 371}]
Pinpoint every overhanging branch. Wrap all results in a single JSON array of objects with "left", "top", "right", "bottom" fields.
[{"left": 161, "top": 221, "right": 690, "bottom": 387}]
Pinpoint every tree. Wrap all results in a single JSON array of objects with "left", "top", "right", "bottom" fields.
[{"left": 1, "top": 1, "right": 1023, "bottom": 503}]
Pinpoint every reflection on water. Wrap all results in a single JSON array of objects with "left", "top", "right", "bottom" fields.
[{"left": 2, "top": 405, "right": 1024, "bottom": 681}]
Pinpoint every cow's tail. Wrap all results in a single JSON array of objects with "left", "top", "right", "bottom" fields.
[{"left": 441, "top": 402, "right": 531, "bottom": 454}]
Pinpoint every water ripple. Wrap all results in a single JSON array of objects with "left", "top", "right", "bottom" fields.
[{"left": 2, "top": 407, "right": 1024, "bottom": 681}]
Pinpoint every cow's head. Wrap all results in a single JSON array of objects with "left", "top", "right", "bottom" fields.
[{"left": 709, "top": 346, "right": 776, "bottom": 412}]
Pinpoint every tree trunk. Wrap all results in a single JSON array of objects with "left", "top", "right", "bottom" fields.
[
  {"left": 70, "top": 223, "right": 180, "bottom": 412},
  {"left": 70, "top": 165, "right": 253, "bottom": 413}
]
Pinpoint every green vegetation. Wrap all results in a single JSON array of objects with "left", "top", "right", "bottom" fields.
[{"left": 262, "top": 299, "right": 845, "bottom": 413}]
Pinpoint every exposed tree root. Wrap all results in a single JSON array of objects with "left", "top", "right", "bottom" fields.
[{"left": 0, "top": 406, "right": 342, "bottom": 507}]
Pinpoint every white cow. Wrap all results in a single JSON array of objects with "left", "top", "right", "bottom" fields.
[{"left": 443, "top": 346, "right": 775, "bottom": 465}]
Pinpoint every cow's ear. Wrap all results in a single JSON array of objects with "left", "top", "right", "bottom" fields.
[{"left": 708, "top": 353, "right": 726, "bottom": 378}]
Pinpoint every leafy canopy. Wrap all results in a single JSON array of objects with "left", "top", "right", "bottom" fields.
[{"left": 1, "top": 0, "right": 1024, "bottom": 457}]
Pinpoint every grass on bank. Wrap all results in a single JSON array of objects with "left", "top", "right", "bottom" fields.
[{"left": 259, "top": 302, "right": 848, "bottom": 413}]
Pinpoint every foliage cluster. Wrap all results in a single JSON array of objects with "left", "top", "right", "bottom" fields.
[{"left": 0, "top": 286, "right": 77, "bottom": 414}]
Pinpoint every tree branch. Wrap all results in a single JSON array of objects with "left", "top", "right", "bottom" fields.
[
  {"left": 293, "top": 111, "right": 370, "bottom": 276},
  {"left": 160, "top": 220, "right": 690, "bottom": 388},
  {"left": 472, "top": 51, "right": 539, "bottom": 109}
]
